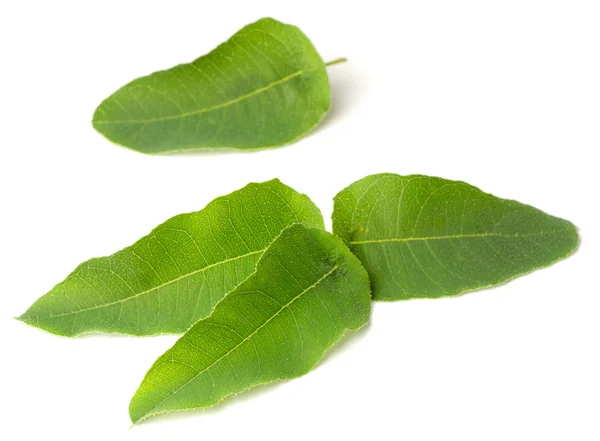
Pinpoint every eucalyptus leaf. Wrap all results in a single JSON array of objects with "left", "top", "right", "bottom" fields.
[
  {"left": 18, "top": 180, "right": 323, "bottom": 336},
  {"left": 332, "top": 174, "right": 579, "bottom": 301},
  {"left": 93, "top": 18, "right": 336, "bottom": 154},
  {"left": 129, "top": 224, "right": 370, "bottom": 424}
]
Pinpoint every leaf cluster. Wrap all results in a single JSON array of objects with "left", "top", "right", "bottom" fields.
[
  {"left": 19, "top": 176, "right": 578, "bottom": 423},
  {"left": 16, "top": 16, "right": 580, "bottom": 426}
]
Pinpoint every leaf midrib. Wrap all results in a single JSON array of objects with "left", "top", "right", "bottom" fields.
[
  {"left": 136, "top": 263, "right": 340, "bottom": 422},
  {"left": 94, "top": 70, "right": 304, "bottom": 125},
  {"left": 31, "top": 249, "right": 264, "bottom": 319},
  {"left": 349, "top": 232, "right": 550, "bottom": 245}
]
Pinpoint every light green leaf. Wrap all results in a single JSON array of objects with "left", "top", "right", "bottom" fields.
[
  {"left": 129, "top": 224, "right": 370, "bottom": 424},
  {"left": 92, "top": 18, "right": 336, "bottom": 154},
  {"left": 18, "top": 180, "right": 324, "bottom": 336},
  {"left": 332, "top": 173, "right": 579, "bottom": 301}
]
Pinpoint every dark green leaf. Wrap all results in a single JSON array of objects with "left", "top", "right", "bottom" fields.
[
  {"left": 18, "top": 180, "right": 323, "bottom": 336},
  {"left": 93, "top": 18, "right": 332, "bottom": 154},
  {"left": 129, "top": 224, "right": 370, "bottom": 423},
  {"left": 333, "top": 174, "right": 579, "bottom": 300}
]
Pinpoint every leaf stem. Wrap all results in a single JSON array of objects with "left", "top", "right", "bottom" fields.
[{"left": 325, "top": 57, "right": 348, "bottom": 67}]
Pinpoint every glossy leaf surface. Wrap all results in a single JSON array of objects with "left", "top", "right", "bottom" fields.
[
  {"left": 93, "top": 18, "right": 331, "bottom": 153},
  {"left": 19, "top": 180, "right": 323, "bottom": 336},
  {"left": 129, "top": 224, "right": 370, "bottom": 423},
  {"left": 333, "top": 174, "right": 579, "bottom": 300}
]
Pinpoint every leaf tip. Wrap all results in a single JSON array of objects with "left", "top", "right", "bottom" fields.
[
  {"left": 128, "top": 393, "right": 149, "bottom": 425},
  {"left": 129, "top": 409, "right": 151, "bottom": 426},
  {"left": 14, "top": 312, "right": 46, "bottom": 333},
  {"left": 14, "top": 313, "right": 30, "bottom": 325},
  {"left": 14, "top": 311, "right": 79, "bottom": 338}
]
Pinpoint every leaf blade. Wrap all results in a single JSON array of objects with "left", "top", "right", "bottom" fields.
[
  {"left": 332, "top": 173, "right": 579, "bottom": 300},
  {"left": 129, "top": 224, "right": 370, "bottom": 423},
  {"left": 92, "top": 18, "right": 331, "bottom": 153},
  {"left": 18, "top": 179, "right": 324, "bottom": 336}
]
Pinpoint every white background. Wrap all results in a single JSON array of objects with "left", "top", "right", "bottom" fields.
[{"left": 1, "top": 1, "right": 598, "bottom": 440}]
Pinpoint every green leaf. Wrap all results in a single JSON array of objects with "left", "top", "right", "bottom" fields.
[
  {"left": 332, "top": 173, "right": 579, "bottom": 301},
  {"left": 92, "top": 18, "right": 333, "bottom": 154},
  {"left": 129, "top": 224, "right": 370, "bottom": 424},
  {"left": 18, "top": 180, "right": 324, "bottom": 336}
]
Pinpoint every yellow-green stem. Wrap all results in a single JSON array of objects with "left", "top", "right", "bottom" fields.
[{"left": 325, "top": 57, "right": 348, "bottom": 67}]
